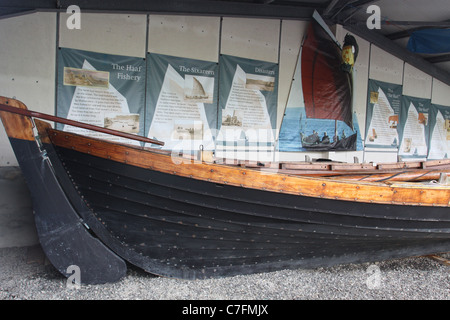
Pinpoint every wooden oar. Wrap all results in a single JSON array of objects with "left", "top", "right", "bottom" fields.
[{"left": 0, "top": 102, "right": 164, "bottom": 146}]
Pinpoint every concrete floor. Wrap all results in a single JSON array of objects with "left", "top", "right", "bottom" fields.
[{"left": 0, "top": 166, "right": 38, "bottom": 248}]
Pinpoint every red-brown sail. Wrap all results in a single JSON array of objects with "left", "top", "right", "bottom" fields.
[{"left": 301, "top": 20, "right": 353, "bottom": 128}]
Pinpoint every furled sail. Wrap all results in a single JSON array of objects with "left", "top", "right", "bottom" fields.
[{"left": 301, "top": 20, "right": 353, "bottom": 129}]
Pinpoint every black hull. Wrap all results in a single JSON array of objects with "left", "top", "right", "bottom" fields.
[
  {"left": 41, "top": 142, "right": 450, "bottom": 280},
  {"left": 8, "top": 138, "right": 127, "bottom": 284}
]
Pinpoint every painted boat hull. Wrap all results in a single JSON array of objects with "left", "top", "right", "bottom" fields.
[
  {"left": 48, "top": 142, "right": 450, "bottom": 279},
  {"left": 7, "top": 138, "right": 127, "bottom": 284}
]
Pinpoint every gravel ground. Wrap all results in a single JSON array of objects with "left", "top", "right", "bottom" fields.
[{"left": 0, "top": 246, "right": 448, "bottom": 301}]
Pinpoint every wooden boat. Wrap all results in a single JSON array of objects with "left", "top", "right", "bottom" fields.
[{"left": 1, "top": 96, "right": 449, "bottom": 284}]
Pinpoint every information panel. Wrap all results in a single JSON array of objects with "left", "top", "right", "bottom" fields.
[
  {"left": 145, "top": 53, "right": 218, "bottom": 151},
  {"left": 57, "top": 47, "right": 145, "bottom": 145},
  {"left": 364, "top": 79, "right": 402, "bottom": 150},
  {"left": 216, "top": 54, "right": 278, "bottom": 160}
]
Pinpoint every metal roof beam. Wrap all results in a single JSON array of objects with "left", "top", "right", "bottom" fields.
[
  {"left": 0, "top": 0, "right": 322, "bottom": 20},
  {"left": 55, "top": 0, "right": 316, "bottom": 20},
  {"left": 381, "top": 21, "right": 450, "bottom": 27},
  {"left": 343, "top": 24, "right": 450, "bottom": 86},
  {"left": 0, "top": 0, "right": 57, "bottom": 18},
  {"left": 323, "top": 0, "right": 341, "bottom": 17},
  {"left": 351, "top": 20, "right": 450, "bottom": 27},
  {"left": 345, "top": 0, "right": 379, "bottom": 7},
  {"left": 385, "top": 27, "right": 433, "bottom": 40},
  {"left": 329, "top": 0, "right": 380, "bottom": 20},
  {"left": 425, "top": 54, "right": 450, "bottom": 64}
]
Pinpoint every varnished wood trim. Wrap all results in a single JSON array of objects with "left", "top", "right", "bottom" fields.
[
  {"left": 327, "top": 170, "right": 450, "bottom": 182},
  {"left": 34, "top": 119, "right": 52, "bottom": 144},
  {"left": 0, "top": 97, "right": 34, "bottom": 141},
  {"left": 41, "top": 126, "right": 450, "bottom": 207}
]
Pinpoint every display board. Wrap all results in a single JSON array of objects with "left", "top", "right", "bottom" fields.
[
  {"left": 57, "top": 47, "right": 146, "bottom": 145},
  {"left": 145, "top": 53, "right": 218, "bottom": 151},
  {"left": 398, "top": 95, "right": 431, "bottom": 160},
  {"left": 364, "top": 79, "right": 402, "bottom": 150},
  {"left": 428, "top": 104, "right": 450, "bottom": 159},
  {"left": 215, "top": 54, "right": 278, "bottom": 160}
]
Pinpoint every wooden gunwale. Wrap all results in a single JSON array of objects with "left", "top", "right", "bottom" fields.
[
  {"left": 36, "top": 123, "right": 450, "bottom": 208},
  {"left": 227, "top": 164, "right": 450, "bottom": 180},
  {"left": 213, "top": 159, "right": 450, "bottom": 182},
  {"left": 319, "top": 170, "right": 450, "bottom": 182}
]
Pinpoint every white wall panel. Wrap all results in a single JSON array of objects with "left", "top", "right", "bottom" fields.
[
  {"left": 403, "top": 63, "right": 432, "bottom": 99},
  {"left": 148, "top": 15, "right": 220, "bottom": 62},
  {"left": 221, "top": 17, "right": 280, "bottom": 63},
  {"left": 0, "top": 12, "right": 56, "bottom": 113},
  {"left": 369, "top": 45, "right": 404, "bottom": 85},
  {"left": 59, "top": 13, "right": 147, "bottom": 58},
  {"left": 432, "top": 78, "right": 450, "bottom": 106}
]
